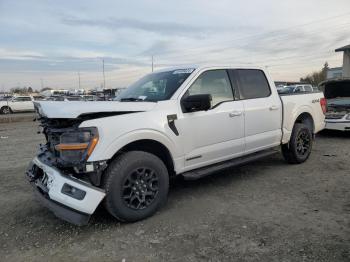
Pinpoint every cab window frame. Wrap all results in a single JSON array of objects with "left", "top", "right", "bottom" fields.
[{"left": 235, "top": 69, "right": 272, "bottom": 100}]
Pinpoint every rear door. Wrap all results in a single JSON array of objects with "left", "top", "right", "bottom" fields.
[{"left": 235, "top": 69, "right": 282, "bottom": 153}]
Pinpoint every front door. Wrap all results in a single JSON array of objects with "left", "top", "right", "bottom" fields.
[{"left": 176, "top": 69, "right": 245, "bottom": 171}]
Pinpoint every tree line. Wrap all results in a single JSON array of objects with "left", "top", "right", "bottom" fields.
[{"left": 299, "top": 62, "right": 329, "bottom": 86}]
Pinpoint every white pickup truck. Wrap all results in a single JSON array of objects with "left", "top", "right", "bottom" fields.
[
  {"left": 0, "top": 96, "right": 35, "bottom": 114},
  {"left": 27, "top": 66, "right": 326, "bottom": 225}
]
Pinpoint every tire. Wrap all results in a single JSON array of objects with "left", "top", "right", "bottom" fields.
[
  {"left": 102, "top": 151, "right": 169, "bottom": 222},
  {"left": 0, "top": 106, "right": 12, "bottom": 114},
  {"left": 282, "top": 123, "right": 313, "bottom": 164}
]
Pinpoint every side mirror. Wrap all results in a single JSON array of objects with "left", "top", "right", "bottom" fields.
[{"left": 181, "top": 94, "right": 212, "bottom": 113}]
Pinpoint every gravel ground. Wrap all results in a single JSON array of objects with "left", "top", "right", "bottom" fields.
[
  {"left": 0, "top": 112, "right": 35, "bottom": 123},
  {"left": 0, "top": 121, "right": 349, "bottom": 262}
]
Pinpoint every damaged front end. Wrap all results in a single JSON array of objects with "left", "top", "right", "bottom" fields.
[
  {"left": 26, "top": 105, "right": 110, "bottom": 225},
  {"left": 326, "top": 102, "right": 350, "bottom": 120},
  {"left": 320, "top": 79, "right": 350, "bottom": 131},
  {"left": 35, "top": 117, "right": 107, "bottom": 186},
  {"left": 325, "top": 101, "right": 350, "bottom": 131}
]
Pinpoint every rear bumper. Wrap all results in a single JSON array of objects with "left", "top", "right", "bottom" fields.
[
  {"left": 26, "top": 157, "right": 105, "bottom": 225},
  {"left": 325, "top": 120, "right": 350, "bottom": 131}
]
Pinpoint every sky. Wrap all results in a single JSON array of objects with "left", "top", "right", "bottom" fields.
[{"left": 0, "top": 0, "right": 349, "bottom": 91}]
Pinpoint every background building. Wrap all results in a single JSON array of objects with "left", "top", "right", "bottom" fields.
[{"left": 327, "top": 44, "right": 350, "bottom": 79}]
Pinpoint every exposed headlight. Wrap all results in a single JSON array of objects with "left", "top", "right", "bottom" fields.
[{"left": 55, "top": 127, "right": 99, "bottom": 163}]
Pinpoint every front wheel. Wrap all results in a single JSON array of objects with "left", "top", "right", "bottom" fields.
[
  {"left": 0, "top": 106, "right": 12, "bottom": 114},
  {"left": 282, "top": 123, "right": 313, "bottom": 164},
  {"left": 102, "top": 151, "right": 169, "bottom": 222}
]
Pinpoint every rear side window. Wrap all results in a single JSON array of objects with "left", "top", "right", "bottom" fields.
[{"left": 237, "top": 69, "right": 271, "bottom": 99}]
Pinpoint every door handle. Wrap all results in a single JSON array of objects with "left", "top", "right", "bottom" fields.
[
  {"left": 229, "top": 111, "right": 242, "bottom": 117},
  {"left": 269, "top": 105, "right": 279, "bottom": 111}
]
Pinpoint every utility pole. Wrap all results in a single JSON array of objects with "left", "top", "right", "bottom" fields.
[
  {"left": 40, "top": 78, "right": 44, "bottom": 90},
  {"left": 78, "top": 72, "right": 81, "bottom": 89},
  {"left": 151, "top": 55, "right": 154, "bottom": 72},
  {"left": 102, "top": 59, "right": 106, "bottom": 89}
]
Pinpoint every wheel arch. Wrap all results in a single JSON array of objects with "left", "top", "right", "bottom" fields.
[
  {"left": 282, "top": 109, "right": 315, "bottom": 144},
  {"left": 110, "top": 139, "right": 176, "bottom": 177},
  {"left": 294, "top": 112, "right": 315, "bottom": 134}
]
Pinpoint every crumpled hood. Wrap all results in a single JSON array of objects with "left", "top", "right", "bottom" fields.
[{"left": 35, "top": 101, "right": 157, "bottom": 119}]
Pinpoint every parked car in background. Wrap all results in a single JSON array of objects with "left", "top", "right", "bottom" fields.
[
  {"left": 0, "top": 96, "right": 13, "bottom": 101},
  {"left": 43, "top": 96, "right": 83, "bottom": 101},
  {"left": 27, "top": 65, "right": 326, "bottom": 225},
  {"left": 320, "top": 79, "right": 350, "bottom": 131},
  {"left": 33, "top": 95, "right": 46, "bottom": 101},
  {"left": 277, "top": 84, "right": 314, "bottom": 94},
  {"left": 81, "top": 95, "right": 99, "bottom": 101},
  {"left": 0, "top": 96, "right": 34, "bottom": 114},
  {"left": 65, "top": 96, "right": 83, "bottom": 101},
  {"left": 294, "top": 84, "right": 313, "bottom": 92}
]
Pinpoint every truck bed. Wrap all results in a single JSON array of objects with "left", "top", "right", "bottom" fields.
[{"left": 280, "top": 91, "right": 325, "bottom": 144}]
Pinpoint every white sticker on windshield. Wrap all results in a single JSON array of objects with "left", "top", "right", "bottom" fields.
[
  {"left": 172, "top": 68, "right": 195, "bottom": 74},
  {"left": 138, "top": 96, "right": 147, "bottom": 100}
]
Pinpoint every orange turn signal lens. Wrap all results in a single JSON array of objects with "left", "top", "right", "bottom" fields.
[
  {"left": 55, "top": 143, "right": 89, "bottom": 151},
  {"left": 87, "top": 136, "right": 99, "bottom": 157}
]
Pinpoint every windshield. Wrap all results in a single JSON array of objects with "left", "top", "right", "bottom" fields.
[{"left": 116, "top": 69, "right": 194, "bottom": 102}]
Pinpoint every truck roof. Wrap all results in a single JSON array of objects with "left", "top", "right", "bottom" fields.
[{"left": 153, "top": 65, "right": 265, "bottom": 73}]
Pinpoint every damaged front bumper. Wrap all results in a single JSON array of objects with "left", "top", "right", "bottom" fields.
[{"left": 26, "top": 157, "right": 106, "bottom": 225}]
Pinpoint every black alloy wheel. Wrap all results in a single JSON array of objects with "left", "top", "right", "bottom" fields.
[
  {"left": 102, "top": 151, "right": 169, "bottom": 222},
  {"left": 122, "top": 167, "right": 159, "bottom": 210},
  {"left": 296, "top": 130, "right": 311, "bottom": 156},
  {"left": 282, "top": 123, "right": 313, "bottom": 164}
]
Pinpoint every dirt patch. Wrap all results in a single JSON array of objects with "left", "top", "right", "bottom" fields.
[{"left": 0, "top": 122, "right": 349, "bottom": 261}]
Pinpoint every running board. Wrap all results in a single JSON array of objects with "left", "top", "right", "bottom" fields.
[{"left": 182, "top": 149, "right": 279, "bottom": 180}]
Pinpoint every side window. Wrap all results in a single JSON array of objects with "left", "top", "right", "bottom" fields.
[
  {"left": 295, "top": 86, "right": 302, "bottom": 93},
  {"left": 185, "top": 70, "right": 234, "bottom": 108},
  {"left": 304, "top": 86, "right": 313, "bottom": 92},
  {"left": 237, "top": 69, "right": 271, "bottom": 99}
]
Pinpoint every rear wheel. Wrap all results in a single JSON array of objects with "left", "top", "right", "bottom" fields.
[
  {"left": 102, "top": 151, "right": 169, "bottom": 222},
  {"left": 0, "top": 106, "right": 12, "bottom": 114},
  {"left": 282, "top": 123, "right": 313, "bottom": 164}
]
